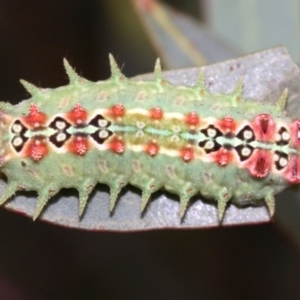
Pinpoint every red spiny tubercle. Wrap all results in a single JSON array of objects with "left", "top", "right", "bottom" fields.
[
  {"left": 289, "top": 120, "right": 300, "bottom": 148},
  {"left": 212, "top": 148, "right": 233, "bottom": 167},
  {"left": 252, "top": 114, "right": 276, "bottom": 141},
  {"left": 149, "top": 106, "right": 163, "bottom": 120},
  {"left": 23, "top": 104, "right": 46, "bottom": 127},
  {"left": 181, "top": 147, "right": 194, "bottom": 162},
  {"left": 218, "top": 116, "right": 236, "bottom": 133},
  {"left": 109, "top": 138, "right": 125, "bottom": 154},
  {"left": 285, "top": 155, "right": 300, "bottom": 184},
  {"left": 185, "top": 112, "right": 200, "bottom": 126},
  {"left": 26, "top": 139, "right": 48, "bottom": 161},
  {"left": 109, "top": 103, "right": 125, "bottom": 118},
  {"left": 247, "top": 149, "right": 272, "bottom": 178},
  {"left": 145, "top": 142, "right": 159, "bottom": 156},
  {"left": 68, "top": 136, "right": 89, "bottom": 156},
  {"left": 67, "top": 103, "right": 88, "bottom": 125}
]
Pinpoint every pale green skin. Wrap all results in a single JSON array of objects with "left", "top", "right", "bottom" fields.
[{"left": 0, "top": 57, "right": 293, "bottom": 220}]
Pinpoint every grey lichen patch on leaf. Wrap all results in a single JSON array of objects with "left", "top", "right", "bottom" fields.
[{"left": 4, "top": 46, "right": 300, "bottom": 231}]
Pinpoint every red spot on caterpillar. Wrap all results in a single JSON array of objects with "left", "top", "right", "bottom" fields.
[
  {"left": 145, "top": 142, "right": 159, "bottom": 156},
  {"left": 25, "top": 138, "right": 48, "bottom": 161},
  {"left": 247, "top": 149, "right": 272, "bottom": 178},
  {"left": 185, "top": 112, "right": 200, "bottom": 126},
  {"left": 289, "top": 120, "right": 300, "bottom": 148},
  {"left": 67, "top": 103, "right": 88, "bottom": 125},
  {"left": 69, "top": 135, "right": 89, "bottom": 156},
  {"left": 180, "top": 147, "right": 194, "bottom": 162},
  {"left": 252, "top": 114, "right": 275, "bottom": 141},
  {"left": 218, "top": 116, "right": 236, "bottom": 134},
  {"left": 109, "top": 103, "right": 125, "bottom": 118},
  {"left": 285, "top": 155, "right": 300, "bottom": 184},
  {"left": 109, "top": 138, "right": 125, "bottom": 154},
  {"left": 212, "top": 148, "right": 233, "bottom": 166},
  {"left": 149, "top": 106, "right": 163, "bottom": 120},
  {"left": 23, "top": 104, "right": 46, "bottom": 127}
]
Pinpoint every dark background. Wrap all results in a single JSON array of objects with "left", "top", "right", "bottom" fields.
[{"left": 0, "top": 1, "right": 299, "bottom": 299}]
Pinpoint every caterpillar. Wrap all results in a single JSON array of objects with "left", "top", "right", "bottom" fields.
[{"left": 0, "top": 54, "right": 297, "bottom": 222}]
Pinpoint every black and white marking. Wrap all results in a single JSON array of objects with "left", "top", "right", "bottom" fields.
[
  {"left": 11, "top": 120, "right": 28, "bottom": 152},
  {"left": 49, "top": 117, "right": 71, "bottom": 147}
]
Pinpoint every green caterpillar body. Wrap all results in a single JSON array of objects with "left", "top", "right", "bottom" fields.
[{"left": 0, "top": 55, "right": 297, "bottom": 221}]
